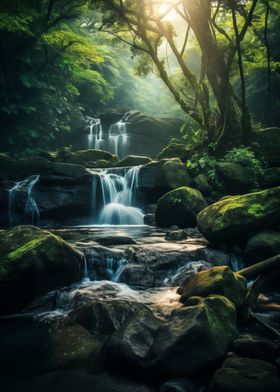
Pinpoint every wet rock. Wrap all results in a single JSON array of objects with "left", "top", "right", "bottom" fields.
[
  {"left": 56, "top": 148, "right": 118, "bottom": 166},
  {"left": 117, "top": 264, "right": 154, "bottom": 288},
  {"left": 192, "top": 174, "right": 211, "bottom": 196},
  {"left": 150, "top": 296, "right": 237, "bottom": 376},
  {"left": 209, "top": 355, "right": 280, "bottom": 392},
  {"left": 216, "top": 162, "right": 253, "bottom": 192},
  {"left": 0, "top": 154, "right": 52, "bottom": 180},
  {"left": 115, "top": 155, "right": 152, "bottom": 167},
  {"left": 260, "top": 167, "right": 280, "bottom": 188},
  {"left": 95, "top": 236, "right": 136, "bottom": 246},
  {"left": 156, "top": 187, "right": 207, "bottom": 228},
  {"left": 164, "top": 261, "right": 213, "bottom": 286},
  {"left": 51, "top": 162, "right": 88, "bottom": 178},
  {"left": 0, "top": 225, "right": 82, "bottom": 314},
  {"left": 161, "top": 160, "right": 191, "bottom": 190},
  {"left": 157, "top": 143, "right": 192, "bottom": 162},
  {"left": 250, "top": 127, "right": 280, "bottom": 166},
  {"left": 144, "top": 213, "right": 156, "bottom": 226},
  {"left": 197, "top": 187, "right": 280, "bottom": 243},
  {"left": 165, "top": 229, "right": 188, "bottom": 241},
  {"left": 243, "top": 229, "right": 280, "bottom": 265},
  {"left": 232, "top": 334, "right": 278, "bottom": 362},
  {"left": 69, "top": 300, "right": 147, "bottom": 335},
  {"left": 102, "top": 307, "right": 163, "bottom": 373},
  {"left": 178, "top": 266, "right": 247, "bottom": 307},
  {"left": 159, "top": 378, "right": 198, "bottom": 392}
]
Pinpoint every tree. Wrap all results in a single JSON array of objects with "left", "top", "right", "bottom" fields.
[{"left": 93, "top": 0, "right": 264, "bottom": 152}]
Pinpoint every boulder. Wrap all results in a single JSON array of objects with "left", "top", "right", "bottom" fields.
[
  {"left": 178, "top": 266, "right": 247, "bottom": 307},
  {"left": 216, "top": 162, "right": 253, "bottom": 192},
  {"left": 243, "top": 229, "right": 280, "bottom": 265},
  {"left": 158, "top": 143, "right": 191, "bottom": 161},
  {"left": 150, "top": 296, "right": 237, "bottom": 376},
  {"left": 144, "top": 213, "right": 156, "bottom": 226},
  {"left": 250, "top": 127, "right": 280, "bottom": 165},
  {"left": 51, "top": 162, "right": 88, "bottom": 179},
  {"left": 86, "top": 159, "right": 111, "bottom": 168},
  {"left": 209, "top": 356, "right": 280, "bottom": 392},
  {"left": 156, "top": 187, "right": 207, "bottom": 228},
  {"left": 0, "top": 225, "right": 82, "bottom": 314},
  {"left": 115, "top": 155, "right": 152, "bottom": 167},
  {"left": 161, "top": 160, "right": 191, "bottom": 189},
  {"left": 56, "top": 149, "right": 118, "bottom": 166},
  {"left": 102, "top": 307, "right": 163, "bottom": 373},
  {"left": 232, "top": 334, "right": 278, "bottom": 362},
  {"left": 260, "top": 167, "right": 280, "bottom": 188},
  {"left": 192, "top": 174, "right": 211, "bottom": 195},
  {"left": 197, "top": 187, "right": 280, "bottom": 243},
  {"left": 0, "top": 154, "right": 52, "bottom": 180},
  {"left": 69, "top": 300, "right": 147, "bottom": 335}
]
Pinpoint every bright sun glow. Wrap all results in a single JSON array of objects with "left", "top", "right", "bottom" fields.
[{"left": 157, "top": 0, "right": 179, "bottom": 21}]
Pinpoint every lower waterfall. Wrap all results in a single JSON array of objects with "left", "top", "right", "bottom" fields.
[{"left": 90, "top": 166, "right": 144, "bottom": 225}]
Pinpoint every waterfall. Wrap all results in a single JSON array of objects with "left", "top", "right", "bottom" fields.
[
  {"left": 87, "top": 117, "right": 103, "bottom": 150},
  {"left": 83, "top": 255, "right": 128, "bottom": 282},
  {"left": 90, "top": 166, "right": 144, "bottom": 225},
  {"left": 8, "top": 175, "right": 40, "bottom": 225},
  {"left": 108, "top": 120, "right": 128, "bottom": 157}
]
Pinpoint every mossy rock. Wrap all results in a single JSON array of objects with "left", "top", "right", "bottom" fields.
[
  {"left": 115, "top": 155, "right": 152, "bottom": 167},
  {"left": 150, "top": 295, "right": 237, "bottom": 376},
  {"left": 209, "top": 356, "right": 280, "bottom": 392},
  {"left": 52, "top": 162, "right": 88, "bottom": 178},
  {"left": 0, "top": 155, "right": 52, "bottom": 180},
  {"left": 56, "top": 149, "right": 118, "bottom": 166},
  {"left": 178, "top": 266, "right": 247, "bottom": 307},
  {"left": 156, "top": 186, "right": 207, "bottom": 228},
  {"left": 0, "top": 225, "right": 82, "bottom": 314},
  {"left": 244, "top": 229, "right": 280, "bottom": 265},
  {"left": 192, "top": 174, "right": 212, "bottom": 195},
  {"left": 197, "top": 187, "right": 280, "bottom": 243},
  {"left": 157, "top": 143, "right": 192, "bottom": 161},
  {"left": 260, "top": 167, "right": 280, "bottom": 188},
  {"left": 86, "top": 159, "right": 111, "bottom": 168},
  {"left": 250, "top": 127, "right": 280, "bottom": 165},
  {"left": 161, "top": 160, "right": 191, "bottom": 190},
  {"left": 216, "top": 162, "right": 253, "bottom": 192}
]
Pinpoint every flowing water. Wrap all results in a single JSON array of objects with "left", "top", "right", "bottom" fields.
[
  {"left": 8, "top": 175, "right": 40, "bottom": 225},
  {"left": 86, "top": 113, "right": 130, "bottom": 158},
  {"left": 90, "top": 166, "right": 144, "bottom": 225}
]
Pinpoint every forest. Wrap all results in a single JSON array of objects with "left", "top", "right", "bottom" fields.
[{"left": 0, "top": 1, "right": 280, "bottom": 392}]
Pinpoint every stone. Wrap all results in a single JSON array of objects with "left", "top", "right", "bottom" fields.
[
  {"left": 116, "top": 264, "right": 154, "bottom": 289},
  {"left": 102, "top": 307, "right": 163, "bottom": 373},
  {"left": 216, "top": 162, "right": 252, "bottom": 192},
  {"left": 197, "top": 187, "right": 280, "bottom": 243},
  {"left": 0, "top": 225, "right": 82, "bottom": 314},
  {"left": 209, "top": 355, "right": 280, "bottom": 392},
  {"left": 86, "top": 159, "right": 110, "bottom": 168},
  {"left": 260, "top": 167, "right": 280, "bottom": 188},
  {"left": 56, "top": 149, "right": 118, "bottom": 166},
  {"left": 178, "top": 266, "right": 247, "bottom": 307},
  {"left": 94, "top": 236, "right": 136, "bottom": 246},
  {"left": 150, "top": 296, "right": 237, "bottom": 376},
  {"left": 161, "top": 160, "right": 191, "bottom": 190},
  {"left": 165, "top": 229, "right": 188, "bottom": 241},
  {"left": 250, "top": 127, "right": 280, "bottom": 165},
  {"left": 69, "top": 300, "right": 147, "bottom": 335},
  {"left": 52, "top": 162, "right": 88, "bottom": 178},
  {"left": 144, "top": 213, "right": 156, "bottom": 226},
  {"left": 192, "top": 174, "right": 211, "bottom": 195},
  {"left": 156, "top": 186, "right": 208, "bottom": 228},
  {"left": 232, "top": 334, "right": 278, "bottom": 362},
  {"left": 244, "top": 229, "right": 280, "bottom": 264},
  {"left": 115, "top": 155, "right": 152, "bottom": 167},
  {"left": 159, "top": 378, "right": 198, "bottom": 392},
  {"left": 158, "top": 143, "right": 192, "bottom": 161}
]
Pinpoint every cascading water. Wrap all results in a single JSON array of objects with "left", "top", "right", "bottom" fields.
[
  {"left": 8, "top": 175, "right": 40, "bottom": 225},
  {"left": 108, "top": 120, "right": 128, "bottom": 157},
  {"left": 86, "top": 117, "right": 103, "bottom": 150},
  {"left": 90, "top": 166, "right": 144, "bottom": 225}
]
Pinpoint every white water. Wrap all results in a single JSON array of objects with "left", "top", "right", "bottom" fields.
[
  {"left": 8, "top": 175, "right": 40, "bottom": 225},
  {"left": 90, "top": 166, "right": 144, "bottom": 225},
  {"left": 87, "top": 117, "right": 103, "bottom": 150},
  {"left": 108, "top": 120, "right": 128, "bottom": 157}
]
